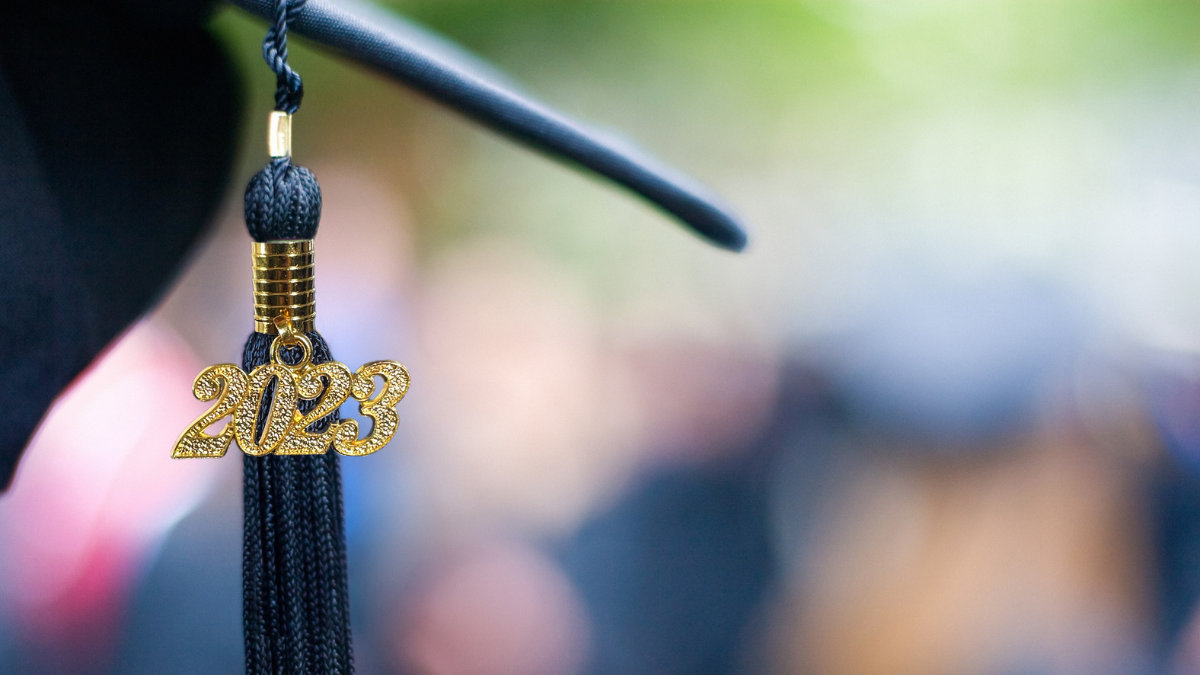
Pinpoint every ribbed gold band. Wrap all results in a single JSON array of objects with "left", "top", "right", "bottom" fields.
[{"left": 253, "top": 240, "right": 315, "bottom": 333}]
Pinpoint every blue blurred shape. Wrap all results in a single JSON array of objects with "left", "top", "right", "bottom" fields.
[
  {"left": 825, "top": 276, "right": 1087, "bottom": 448},
  {"left": 111, "top": 500, "right": 242, "bottom": 675},
  {"left": 558, "top": 464, "right": 773, "bottom": 675}
]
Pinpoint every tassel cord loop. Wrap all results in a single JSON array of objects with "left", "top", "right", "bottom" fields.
[{"left": 263, "top": 0, "right": 307, "bottom": 114}]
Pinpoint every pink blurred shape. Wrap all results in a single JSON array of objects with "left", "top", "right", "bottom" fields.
[
  {"left": 396, "top": 540, "right": 591, "bottom": 675},
  {"left": 0, "top": 320, "right": 224, "bottom": 654}
]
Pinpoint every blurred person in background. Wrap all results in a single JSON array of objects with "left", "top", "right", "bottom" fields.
[
  {"left": 767, "top": 277, "right": 1157, "bottom": 675},
  {"left": 542, "top": 275, "right": 1159, "bottom": 675}
]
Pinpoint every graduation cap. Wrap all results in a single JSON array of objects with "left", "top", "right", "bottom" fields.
[
  {"left": 0, "top": 0, "right": 746, "bottom": 670},
  {"left": 0, "top": 0, "right": 745, "bottom": 487}
]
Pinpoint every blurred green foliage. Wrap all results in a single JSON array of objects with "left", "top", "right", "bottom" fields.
[
  {"left": 208, "top": 0, "right": 1200, "bottom": 318},
  {"left": 211, "top": 0, "right": 1200, "bottom": 187}
]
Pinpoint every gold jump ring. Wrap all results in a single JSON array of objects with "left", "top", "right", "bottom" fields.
[{"left": 270, "top": 333, "right": 313, "bottom": 371}]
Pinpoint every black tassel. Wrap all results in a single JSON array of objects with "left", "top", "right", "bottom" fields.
[
  {"left": 242, "top": 332, "right": 353, "bottom": 675},
  {"left": 239, "top": 3, "right": 354, "bottom": 671}
]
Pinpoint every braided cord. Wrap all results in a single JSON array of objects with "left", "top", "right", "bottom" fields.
[
  {"left": 243, "top": 333, "right": 354, "bottom": 675},
  {"left": 262, "top": 0, "right": 307, "bottom": 113}
]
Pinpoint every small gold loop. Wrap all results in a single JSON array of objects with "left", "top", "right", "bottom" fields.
[
  {"left": 270, "top": 333, "right": 313, "bottom": 371},
  {"left": 268, "top": 111, "right": 292, "bottom": 158},
  {"left": 273, "top": 313, "right": 298, "bottom": 345}
]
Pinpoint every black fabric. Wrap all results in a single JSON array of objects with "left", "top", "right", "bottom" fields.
[
  {"left": 242, "top": 331, "right": 353, "bottom": 675},
  {"left": 228, "top": 0, "right": 748, "bottom": 252},
  {"left": 245, "top": 158, "right": 323, "bottom": 241},
  {"left": 0, "top": 0, "right": 241, "bottom": 489}
]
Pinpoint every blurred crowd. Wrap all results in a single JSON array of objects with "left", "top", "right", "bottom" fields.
[{"left": 7, "top": 1, "right": 1200, "bottom": 674}]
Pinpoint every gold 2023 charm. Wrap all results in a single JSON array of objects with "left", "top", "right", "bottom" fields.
[{"left": 172, "top": 331, "right": 410, "bottom": 459}]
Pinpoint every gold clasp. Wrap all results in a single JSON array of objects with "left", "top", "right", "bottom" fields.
[
  {"left": 253, "top": 240, "right": 315, "bottom": 333},
  {"left": 270, "top": 312, "right": 313, "bottom": 372},
  {"left": 272, "top": 312, "right": 298, "bottom": 344},
  {"left": 268, "top": 111, "right": 292, "bottom": 158}
]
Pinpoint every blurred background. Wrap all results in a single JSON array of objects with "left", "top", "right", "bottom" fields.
[{"left": 8, "top": 0, "right": 1200, "bottom": 673}]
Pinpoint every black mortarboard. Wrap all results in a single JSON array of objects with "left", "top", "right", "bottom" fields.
[
  {"left": 0, "top": 0, "right": 746, "bottom": 489},
  {"left": 0, "top": 0, "right": 241, "bottom": 489}
]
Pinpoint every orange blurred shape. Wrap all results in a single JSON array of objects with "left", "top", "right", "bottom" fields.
[
  {"left": 396, "top": 540, "right": 591, "bottom": 675},
  {"left": 0, "top": 319, "right": 223, "bottom": 658},
  {"left": 775, "top": 436, "right": 1149, "bottom": 675}
]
